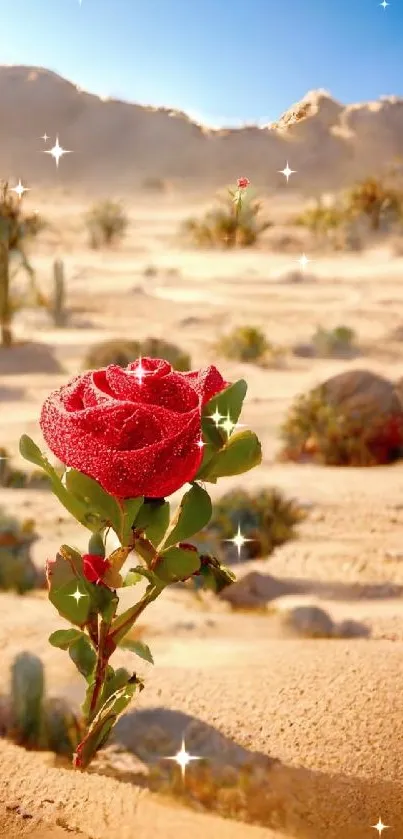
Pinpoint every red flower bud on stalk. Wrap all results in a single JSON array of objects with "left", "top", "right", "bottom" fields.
[
  {"left": 82, "top": 553, "right": 111, "bottom": 585},
  {"left": 237, "top": 177, "right": 250, "bottom": 189}
]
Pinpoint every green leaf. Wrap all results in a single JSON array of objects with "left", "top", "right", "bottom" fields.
[
  {"left": 65, "top": 470, "right": 121, "bottom": 535},
  {"left": 74, "top": 676, "right": 144, "bottom": 770},
  {"left": 134, "top": 500, "right": 170, "bottom": 547},
  {"left": 48, "top": 628, "right": 84, "bottom": 650},
  {"left": 198, "top": 557, "right": 237, "bottom": 593},
  {"left": 118, "top": 638, "right": 154, "bottom": 665},
  {"left": 200, "top": 430, "right": 262, "bottom": 481},
  {"left": 99, "top": 667, "right": 131, "bottom": 708},
  {"left": 87, "top": 583, "right": 119, "bottom": 623},
  {"left": 69, "top": 636, "right": 97, "bottom": 681},
  {"left": 120, "top": 497, "right": 144, "bottom": 546},
  {"left": 47, "top": 551, "right": 92, "bottom": 627},
  {"left": 19, "top": 436, "right": 102, "bottom": 533},
  {"left": 202, "top": 380, "right": 248, "bottom": 448},
  {"left": 155, "top": 545, "right": 201, "bottom": 583},
  {"left": 123, "top": 570, "right": 143, "bottom": 587},
  {"left": 161, "top": 484, "right": 212, "bottom": 550}
]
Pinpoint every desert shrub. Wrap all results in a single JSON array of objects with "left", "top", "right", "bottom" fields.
[
  {"left": 280, "top": 373, "right": 403, "bottom": 466},
  {"left": 83, "top": 337, "right": 191, "bottom": 371},
  {"left": 311, "top": 325, "right": 357, "bottom": 358},
  {"left": 0, "top": 509, "right": 44, "bottom": 593},
  {"left": 196, "top": 488, "right": 306, "bottom": 562},
  {"left": 7, "top": 652, "right": 81, "bottom": 755},
  {"left": 216, "top": 326, "right": 269, "bottom": 363},
  {"left": 85, "top": 199, "right": 129, "bottom": 248},
  {"left": 183, "top": 194, "right": 272, "bottom": 249},
  {"left": 346, "top": 177, "right": 403, "bottom": 231},
  {"left": 293, "top": 201, "right": 345, "bottom": 242}
]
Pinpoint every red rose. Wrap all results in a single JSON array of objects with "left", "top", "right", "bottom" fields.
[
  {"left": 82, "top": 553, "right": 111, "bottom": 584},
  {"left": 40, "top": 357, "right": 227, "bottom": 498},
  {"left": 237, "top": 177, "right": 250, "bottom": 189}
]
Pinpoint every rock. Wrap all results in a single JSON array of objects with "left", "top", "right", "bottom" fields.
[
  {"left": 218, "top": 572, "right": 294, "bottom": 608},
  {"left": 322, "top": 369, "right": 403, "bottom": 423},
  {"left": 279, "top": 605, "right": 334, "bottom": 638}
]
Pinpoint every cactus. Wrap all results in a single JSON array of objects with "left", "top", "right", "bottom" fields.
[
  {"left": 0, "top": 181, "right": 44, "bottom": 346},
  {"left": 83, "top": 337, "right": 191, "bottom": 372},
  {"left": 51, "top": 259, "right": 67, "bottom": 326},
  {"left": 8, "top": 654, "right": 81, "bottom": 756},
  {"left": 10, "top": 652, "right": 46, "bottom": 748},
  {"left": 0, "top": 508, "right": 42, "bottom": 593},
  {"left": 196, "top": 487, "right": 305, "bottom": 563}
]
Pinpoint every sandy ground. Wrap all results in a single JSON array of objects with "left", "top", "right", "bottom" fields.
[{"left": 2, "top": 192, "right": 403, "bottom": 838}]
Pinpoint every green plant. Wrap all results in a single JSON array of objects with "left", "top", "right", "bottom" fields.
[
  {"left": 183, "top": 184, "right": 271, "bottom": 249},
  {"left": 0, "top": 181, "right": 45, "bottom": 346},
  {"left": 346, "top": 177, "right": 403, "bottom": 231},
  {"left": 8, "top": 652, "right": 81, "bottom": 756},
  {"left": 85, "top": 199, "right": 129, "bottom": 248},
  {"left": 293, "top": 201, "right": 345, "bottom": 241},
  {"left": 0, "top": 509, "right": 43, "bottom": 593},
  {"left": 216, "top": 326, "right": 268, "bottom": 363},
  {"left": 10, "top": 652, "right": 45, "bottom": 748},
  {"left": 312, "top": 325, "right": 357, "bottom": 358},
  {"left": 83, "top": 337, "right": 191, "bottom": 372},
  {"left": 280, "top": 384, "right": 403, "bottom": 466},
  {"left": 0, "top": 447, "right": 51, "bottom": 489},
  {"left": 195, "top": 487, "right": 305, "bottom": 563}
]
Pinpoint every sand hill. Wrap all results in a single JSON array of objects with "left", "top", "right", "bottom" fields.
[{"left": 0, "top": 65, "right": 403, "bottom": 192}]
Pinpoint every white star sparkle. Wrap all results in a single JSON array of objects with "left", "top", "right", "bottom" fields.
[
  {"left": 164, "top": 738, "right": 202, "bottom": 780},
  {"left": 379, "top": 0, "right": 389, "bottom": 8},
  {"left": 220, "top": 412, "right": 245, "bottom": 437},
  {"left": 224, "top": 524, "right": 254, "bottom": 559},
  {"left": 11, "top": 179, "right": 30, "bottom": 200},
  {"left": 40, "top": 132, "right": 49, "bottom": 142},
  {"left": 209, "top": 408, "right": 223, "bottom": 427},
  {"left": 196, "top": 436, "right": 205, "bottom": 449},
  {"left": 132, "top": 357, "right": 148, "bottom": 384},
  {"left": 44, "top": 136, "right": 72, "bottom": 168},
  {"left": 69, "top": 587, "right": 88, "bottom": 604},
  {"left": 297, "top": 253, "right": 312, "bottom": 271},
  {"left": 279, "top": 161, "right": 296, "bottom": 182},
  {"left": 371, "top": 819, "right": 389, "bottom": 835}
]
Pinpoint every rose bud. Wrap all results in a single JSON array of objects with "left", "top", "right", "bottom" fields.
[
  {"left": 237, "top": 177, "right": 250, "bottom": 189},
  {"left": 82, "top": 553, "right": 111, "bottom": 585}
]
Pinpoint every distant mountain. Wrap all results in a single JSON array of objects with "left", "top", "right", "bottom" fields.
[{"left": 0, "top": 66, "right": 402, "bottom": 193}]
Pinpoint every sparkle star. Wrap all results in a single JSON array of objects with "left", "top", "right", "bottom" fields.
[
  {"left": 132, "top": 357, "right": 148, "bottom": 384},
  {"left": 165, "top": 738, "right": 202, "bottom": 780},
  {"left": 196, "top": 436, "right": 205, "bottom": 449},
  {"left": 372, "top": 819, "right": 390, "bottom": 835},
  {"left": 11, "top": 179, "right": 29, "bottom": 200},
  {"left": 225, "top": 524, "right": 254, "bottom": 559},
  {"left": 40, "top": 132, "right": 49, "bottom": 142},
  {"left": 220, "top": 412, "right": 245, "bottom": 437},
  {"left": 69, "top": 587, "right": 87, "bottom": 604},
  {"left": 209, "top": 408, "right": 223, "bottom": 426},
  {"left": 297, "top": 253, "right": 312, "bottom": 271},
  {"left": 44, "top": 136, "right": 72, "bottom": 168},
  {"left": 279, "top": 161, "right": 296, "bottom": 182},
  {"left": 379, "top": 1, "right": 389, "bottom": 8}
]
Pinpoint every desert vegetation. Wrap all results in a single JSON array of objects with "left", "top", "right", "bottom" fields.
[
  {"left": 183, "top": 188, "right": 272, "bottom": 248},
  {"left": 84, "top": 199, "right": 129, "bottom": 248}
]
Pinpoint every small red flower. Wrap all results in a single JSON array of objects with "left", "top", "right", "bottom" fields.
[
  {"left": 82, "top": 553, "right": 111, "bottom": 585},
  {"left": 237, "top": 177, "right": 250, "bottom": 189}
]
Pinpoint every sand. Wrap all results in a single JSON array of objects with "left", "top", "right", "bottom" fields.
[{"left": 2, "top": 191, "right": 403, "bottom": 838}]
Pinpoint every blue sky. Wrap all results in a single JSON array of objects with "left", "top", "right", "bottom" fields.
[{"left": 0, "top": 0, "right": 401, "bottom": 126}]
